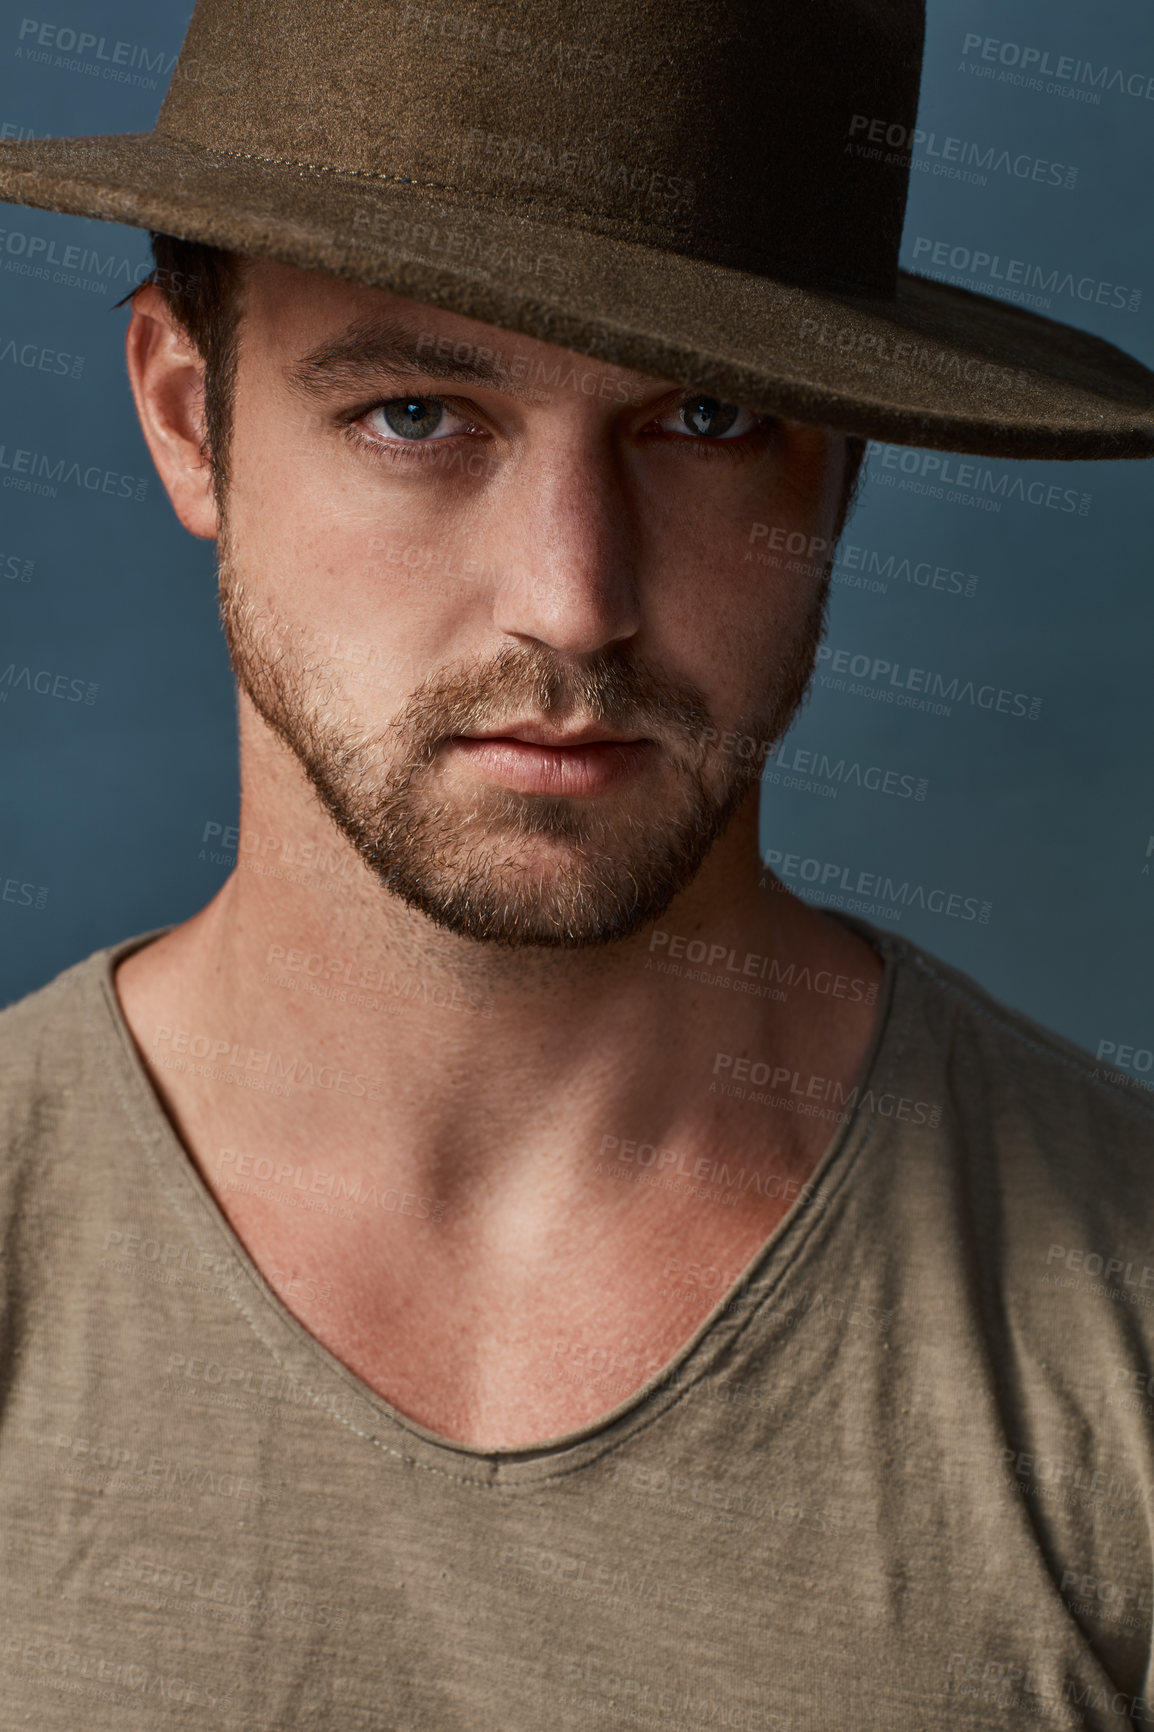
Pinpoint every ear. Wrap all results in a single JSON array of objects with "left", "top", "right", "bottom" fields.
[{"left": 125, "top": 283, "right": 219, "bottom": 540}]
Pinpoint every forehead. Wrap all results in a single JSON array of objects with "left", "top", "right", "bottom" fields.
[{"left": 241, "top": 257, "right": 669, "bottom": 400}]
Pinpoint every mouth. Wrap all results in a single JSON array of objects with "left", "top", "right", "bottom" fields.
[
  {"left": 458, "top": 723, "right": 645, "bottom": 749},
  {"left": 448, "top": 722, "right": 652, "bottom": 796}
]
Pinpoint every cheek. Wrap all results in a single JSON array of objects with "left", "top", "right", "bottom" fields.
[
  {"left": 639, "top": 459, "right": 836, "bottom": 726},
  {"left": 644, "top": 426, "right": 839, "bottom": 591},
  {"left": 649, "top": 497, "right": 829, "bottom": 669},
  {"left": 224, "top": 454, "right": 500, "bottom": 713},
  {"left": 227, "top": 424, "right": 439, "bottom": 623}
]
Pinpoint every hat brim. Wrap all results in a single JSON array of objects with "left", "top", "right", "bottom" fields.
[{"left": 1, "top": 130, "right": 1152, "bottom": 461}]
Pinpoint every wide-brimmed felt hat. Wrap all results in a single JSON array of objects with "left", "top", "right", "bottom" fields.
[{"left": 1, "top": 0, "right": 1152, "bottom": 460}]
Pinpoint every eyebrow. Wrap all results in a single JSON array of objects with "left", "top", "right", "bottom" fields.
[{"left": 284, "top": 314, "right": 591, "bottom": 404}]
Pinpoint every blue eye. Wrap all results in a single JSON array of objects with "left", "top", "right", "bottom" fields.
[
  {"left": 680, "top": 397, "right": 741, "bottom": 437},
  {"left": 381, "top": 398, "right": 445, "bottom": 440}
]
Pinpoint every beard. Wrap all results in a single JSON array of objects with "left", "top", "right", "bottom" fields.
[{"left": 217, "top": 527, "right": 828, "bottom": 949}]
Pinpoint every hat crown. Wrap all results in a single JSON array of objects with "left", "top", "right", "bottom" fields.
[{"left": 158, "top": 0, "right": 923, "bottom": 291}]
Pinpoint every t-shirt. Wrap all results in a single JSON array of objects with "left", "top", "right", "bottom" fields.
[{"left": 1, "top": 915, "right": 1153, "bottom": 1731}]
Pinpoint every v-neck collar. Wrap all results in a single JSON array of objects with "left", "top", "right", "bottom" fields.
[{"left": 86, "top": 910, "right": 909, "bottom": 1486}]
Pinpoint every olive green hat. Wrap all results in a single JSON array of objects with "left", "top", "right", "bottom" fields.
[{"left": 0, "top": 0, "right": 1151, "bottom": 459}]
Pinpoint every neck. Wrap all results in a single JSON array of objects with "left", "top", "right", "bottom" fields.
[{"left": 119, "top": 711, "right": 885, "bottom": 1220}]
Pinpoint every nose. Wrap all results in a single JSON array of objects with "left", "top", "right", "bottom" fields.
[{"left": 491, "top": 430, "right": 642, "bottom": 654}]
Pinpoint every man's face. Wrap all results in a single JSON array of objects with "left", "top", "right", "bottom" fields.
[{"left": 213, "top": 260, "right": 851, "bottom": 947}]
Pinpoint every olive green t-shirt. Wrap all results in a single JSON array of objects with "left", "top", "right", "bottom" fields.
[{"left": 2, "top": 917, "right": 1154, "bottom": 1730}]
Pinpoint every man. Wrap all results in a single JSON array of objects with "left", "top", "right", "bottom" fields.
[{"left": 1, "top": 1, "right": 1153, "bottom": 1727}]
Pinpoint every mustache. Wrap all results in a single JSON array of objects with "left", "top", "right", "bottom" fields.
[
  {"left": 389, "top": 643, "right": 715, "bottom": 766},
  {"left": 218, "top": 557, "right": 829, "bottom": 807},
  {"left": 217, "top": 568, "right": 716, "bottom": 782}
]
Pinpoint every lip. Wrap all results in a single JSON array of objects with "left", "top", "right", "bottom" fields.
[
  {"left": 448, "top": 728, "right": 652, "bottom": 797},
  {"left": 458, "top": 723, "right": 644, "bottom": 748}
]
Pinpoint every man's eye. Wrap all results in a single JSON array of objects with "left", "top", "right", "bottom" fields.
[
  {"left": 362, "top": 397, "right": 466, "bottom": 442},
  {"left": 655, "top": 395, "right": 763, "bottom": 440}
]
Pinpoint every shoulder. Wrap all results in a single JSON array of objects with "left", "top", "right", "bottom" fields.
[
  {"left": 893, "top": 932, "right": 1154, "bottom": 1133},
  {"left": 0, "top": 933, "right": 162, "bottom": 1178},
  {"left": 0, "top": 948, "right": 97, "bottom": 1090},
  {"left": 878, "top": 928, "right": 1154, "bottom": 1256}
]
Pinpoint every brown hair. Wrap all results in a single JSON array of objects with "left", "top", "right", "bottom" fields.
[
  {"left": 127, "top": 233, "right": 249, "bottom": 499},
  {"left": 129, "top": 233, "right": 866, "bottom": 528}
]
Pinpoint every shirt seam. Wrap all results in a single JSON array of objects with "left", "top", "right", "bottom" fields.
[{"left": 91, "top": 978, "right": 522, "bottom": 1487}]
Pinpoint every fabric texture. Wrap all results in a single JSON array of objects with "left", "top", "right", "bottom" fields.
[
  {"left": 1, "top": 917, "right": 1154, "bottom": 1727},
  {"left": 0, "top": 0, "right": 1151, "bottom": 459}
]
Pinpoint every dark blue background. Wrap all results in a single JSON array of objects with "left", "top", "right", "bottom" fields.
[{"left": 1, "top": 0, "right": 1152, "bottom": 1084}]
